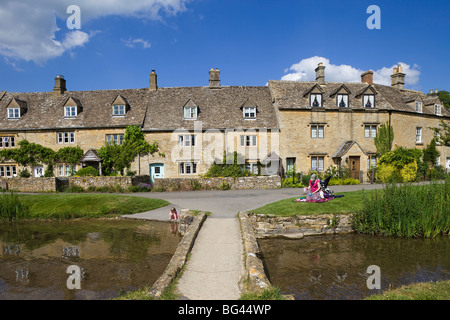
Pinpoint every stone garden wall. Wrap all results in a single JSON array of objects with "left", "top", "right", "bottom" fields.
[
  {"left": 0, "top": 177, "right": 58, "bottom": 192},
  {"left": 249, "top": 213, "right": 354, "bottom": 239},
  {"left": 152, "top": 175, "right": 282, "bottom": 191},
  {"left": 68, "top": 175, "right": 150, "bottom": 190},
  {"left": 0, "top": 175, "right": 150, "bottom": 192}
]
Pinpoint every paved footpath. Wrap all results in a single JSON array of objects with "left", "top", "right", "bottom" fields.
[{"left": 122, "top": 184, "right": 385, "bottom": 300}]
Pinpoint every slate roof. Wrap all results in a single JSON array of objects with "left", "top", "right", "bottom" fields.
[
  {"left": 268, "top": 80, "right": 450, "bottom": 117},
  {"left": 0, "top": 86, "right": 278, "bottom": 132}
]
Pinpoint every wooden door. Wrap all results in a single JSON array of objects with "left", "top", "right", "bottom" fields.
[{"left": 349, "top": 156, "right": 360, "bottom": 180}]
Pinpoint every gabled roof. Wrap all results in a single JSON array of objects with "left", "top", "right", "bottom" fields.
[
  {"left": 0, "top": 86, "right": 278, "bottom": 132},
  {"left": 268, "top": 80, "right": 450, "bottom": 117},
  {"left": 302, "top": 83, "right": 325, "bottom": 97},
  {"left": 332, "top": 140, "right": 368, "bottom": 158},
  {"left": 80, "top": 149, "right": 101, "bottom": 162},
  {"left": 328, "top": 84, "right": 352, "bottom": 97}
]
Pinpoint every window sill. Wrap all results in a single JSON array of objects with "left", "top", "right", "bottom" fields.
[{"left": 415, "top": 142, "right": 423, "bottom": 146}]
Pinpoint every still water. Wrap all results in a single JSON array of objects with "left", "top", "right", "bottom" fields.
[
  {"left": 0, "top": 219, "right": 181, "bottom": 300},
  {"left": 258, "top": 234, "right": 450, "bottom": 300}
]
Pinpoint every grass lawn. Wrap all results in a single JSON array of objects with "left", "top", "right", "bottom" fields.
[
  {"left": 366, "top": 280, "right": 450, "bottom": 300},
  {"left": 252, "top": 189, "right": 378, "bottom": 216},
  {"left": 16, "top": 194, "right": 170, "bottom": 220}
]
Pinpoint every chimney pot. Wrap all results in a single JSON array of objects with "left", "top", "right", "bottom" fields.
[
  {"left": 315, "top": 63, "right": 326, "bottom": 85},
  {"left": 391, "top": 64, "right": 405, "bottom": 90},
  {"left": 53, "top": 75, "right": 67, "bottom": 96},
  {"left": 209, "top": 68, "right": 220, "bottom": 88},
  {"left": 361, "top": 70, "right": 374, "bottom": 85},
  {"left": 150, "top": 70, "right": 157, "bottom": 91}
]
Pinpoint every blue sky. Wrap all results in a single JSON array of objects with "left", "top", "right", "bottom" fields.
[{"left": 0, "top": 0, "right": 449, "bottom": 93}]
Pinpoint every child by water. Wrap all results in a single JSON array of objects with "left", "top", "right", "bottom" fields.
[{"left": 169, "top": 207, "right": 179, "bottom": 221}]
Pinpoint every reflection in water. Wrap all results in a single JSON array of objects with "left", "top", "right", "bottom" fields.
[
  {"left": 258, "top": 234, "right": 450, "bottom": 300},
  {"left": 0, "top": 219, "right": 181, "bottom": 300}
]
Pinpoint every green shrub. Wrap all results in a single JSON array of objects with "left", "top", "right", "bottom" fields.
[
  {"left": 19, "top": 169, "right": 31, "bottom": 178},
  {"left": 75, "top": 166, "right": 99, "bottom": 177},
  {"left": 0, "top": 192, "right": 29, "bottom": 221},
  {"left": 282, "top": 177, "right": 305, "bottom": 188}
]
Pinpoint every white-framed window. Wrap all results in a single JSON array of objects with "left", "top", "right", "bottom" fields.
[
  {"left": 311, "top": 125, "right": 324, "bottom": 139},
  {"left": 7, "top": 108, "right": 20, "bottom": 119},
  {"left": 106, "top": 134, "right": 124, "bottom": 145},
  {"left": 64, "top": 106, "right": 77, "bottom": 117},
  {"left": 363, "top": 95, "right": 375, "bottom": 108},
  {"left": 240, "top": 135, "right": 257, "bottom": 147},
  {"left": 0, "top": 165, "right": 17, "bottom": 177},
  {"left": 179, "top": 162, "right": 197, "bottom": 175},
  {"left": 337, "top": 94, "right": 349, "bottom": 108},
  {"left": 184, "top": 106, "right": 198, "bottom": 119},
  {"left": 435, "top": 104, "right": 441, "bottom": 116},
  {"left": 416, "top": 101, "right": 423, "bottom": 113},
  {"left": 113, "top": 105, "right": 126, "bottom": 116},
  {"left": 416, "top": 127, "right": 422, "bottom": 144},
  {"left": 178, "top": 134, "right": 196, "bottom": 147},
  {"left": 243, "top": 107, "right": 256, "bottom": 119},
  {"left": 311, "top": 156, "right": 324, "bottom": 171},
  {"left": 310, "top": 93, "right": 322, "bottom": 107},
  {"left": 0, "top": 136, "right": 15, "bottom": 148},
  {"left": 364, "top": 125, "right": 377, "bottom": 138},
  {"left": 58, "top": 164, "right": 76, "bottom": 177},
  {"left": 58, "top": 132, "right": 75, "bottom": 144}
]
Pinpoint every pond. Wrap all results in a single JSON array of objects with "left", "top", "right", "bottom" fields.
[
  {"left": 0, "top": 219, "right": 182, "bottom": 300},
  {"left": 258, "top": 234, "right": 450, "bottom": 300}
]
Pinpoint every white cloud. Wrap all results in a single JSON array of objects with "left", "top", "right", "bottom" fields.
[
  {"left": 122, "top": 38, "right": 152, "bottom": 49},
  {"left": 282, "top": 56, "right": 421, "bottom": 88},
  {"left": 0, "top": 0, "right": 189, "bottom": 64}
]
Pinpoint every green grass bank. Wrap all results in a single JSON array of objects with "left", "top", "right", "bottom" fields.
[{"left": 0, "top": 192, "right": 169, "bottom": 221}]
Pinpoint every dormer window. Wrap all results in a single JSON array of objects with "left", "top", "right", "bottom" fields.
[
  {"left": 184, "top": 106, "right": 198, "bottom": 120},
  {"left": 363, "top": 95, "right": 375, "bottom": 108},
  {"left": 310, "top": 93, "right": 322, "bottom": 107},
  {"left": 113, "top": 105, "right": 126, "bottom": 116},
  {"left": 337, "top": 94, "right": 349, "bottom": 108},
  {"left": 7, "top": 108, "right": 20, "bottom": 119},
  {"left": 416, "top": 101, "right": 423, "bottom": 113},
  {"left": 243, "top": 107, "right": 256, "bottom": 119},
  {"left": 64, "top": 106, "right": 77, "bottom": 117},
  {"left": 435, "top": 104, "right": 441, "bottom": 116}
]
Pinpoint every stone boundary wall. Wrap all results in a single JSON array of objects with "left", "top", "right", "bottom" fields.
[
  {"left": 0, "top": 177, "right": 58, "bottom": 192},
  {"left": 153, "top": 175, "right": 282, "bottom": 191},
  {"left": 69, "top": 175, "right": 150, "bottom": 190},
  {"left": 250, "top": 213, "right": 354, "bottom": 239},
  {"left": 238, "top": 212, "right": 271, "bottom": 294},
  {"left": 0, "top": 175, "right": 150, "bottom": 192},
  {"left": 147, "top": 211, "right": 207, "bottom": 298}
]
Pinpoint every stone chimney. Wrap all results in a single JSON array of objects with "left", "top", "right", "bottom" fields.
[
  {"left": 315, "top": 63, "right": 325, "bottom": 85},
  {"left": 149, "top": 69, "right": 157, "bottom": 91},
  {"left": 361, "top": 70, "right": 374, "bottom": 85},
  {"left": 53, "top": 75, "right": 67, "bottom": 96},
  {"left": 391, "top": 64, "right": 405, "bottom": 90},
  {"left": 209, "top": 68, "right": 220, "bottom": 88}
]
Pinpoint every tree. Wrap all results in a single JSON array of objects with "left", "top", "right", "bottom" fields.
[
  {"left": 430, "top": 120, "right": 450, "bottom": 147},
  {"left": 98, "top": 125, "right": 161, "bottom": 175},
  {"left": 422, "top": 138, "right": 440, "bottom": 167},
  {"left": 437, "top": 90, "right": 450, "bottom": 109},
  {"left": 374, "top": 122, "right": 394, "bottom": 157}
]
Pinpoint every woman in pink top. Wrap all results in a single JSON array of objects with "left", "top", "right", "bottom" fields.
[{"left": 306, "top": 174, "right": 323, "bottom": 201}]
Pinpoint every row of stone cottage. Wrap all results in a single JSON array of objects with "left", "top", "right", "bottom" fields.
[{"left": 0, "top": 64, "right": 449, "bottom": 183}]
